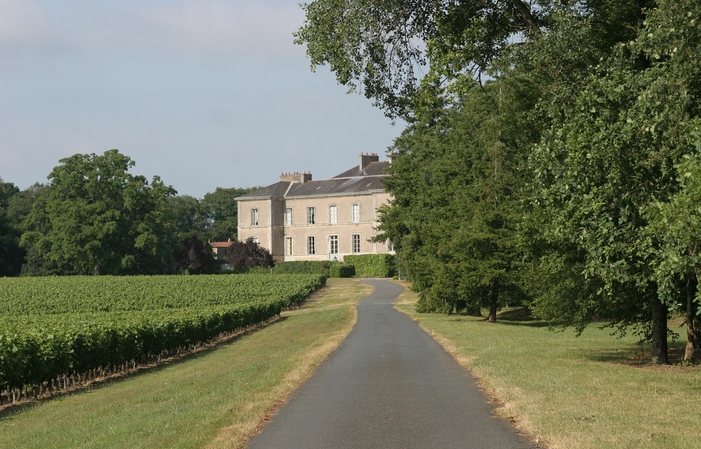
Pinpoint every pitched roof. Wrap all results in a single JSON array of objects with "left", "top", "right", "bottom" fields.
[
  {"left": 236, "top": 160, "right": 389, "bottom": 201},
  {"left": 334, "top": 161, "right": 389, "bottom": 178}
]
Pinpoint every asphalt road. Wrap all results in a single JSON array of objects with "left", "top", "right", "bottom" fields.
[{"left": 246, "top": 279, "right": 537, "bottom": 449}]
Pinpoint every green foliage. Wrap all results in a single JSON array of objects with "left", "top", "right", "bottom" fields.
[
  {"left": 20, "top": 150, "right": 177, "bottom": 275},
  {"left": 226, "top": 238, "right": 274, "bottom": 273},
  {"left": 273, "top": 261, "right": 333, "bottom": 276},
  {"left": 343, "top": 254, "right": 395, "bottom": 278},
  {"left": 0, "top": 179, "right": 23, "bottom": 276},
  {"left": 329, "top": 263, "right": 355, "bottom": 278},
  {"left": 0, "top": 274, "right": 326, "bottom": 390},
  {"left": 200, "top": 187, "right": 255, "bottom": 241}
]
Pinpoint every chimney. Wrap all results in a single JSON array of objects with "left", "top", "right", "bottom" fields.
[
  {"left": 279, "top": 171, "right": 312, "bottom": 183},
  {"left": 360, "top": 152, "right": 379, "bottom": 171}
]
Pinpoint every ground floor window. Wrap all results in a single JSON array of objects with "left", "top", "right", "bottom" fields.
[
  {"left": 352, "top": 234, "right": 361, "bottom": 253},
  {"left": 329, "top": 235, "right": 338, "bottom": 256},
  {"left": 307, "top": 236, "right": 315, "bottom": 255},
  {"left": 286, "top": 237, "right": 293, "bottom": 256}
]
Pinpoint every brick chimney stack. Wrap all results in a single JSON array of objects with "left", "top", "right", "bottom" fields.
[
  {"left": 360, "top": 152, "right": 379, "bottom": 171},
  {"left": 280, "top": 171, "right": 312, "bottom": 183}
]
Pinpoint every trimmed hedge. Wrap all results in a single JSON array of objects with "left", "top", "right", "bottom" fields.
[
  {"left": 329, "top": 263, "right": 355, "bottom": 278},
  {"left": 343, "top": 254, "right": 396, "bottom": 278},
  {"left": 272, "top": 261, "right": 333, "bottom": 275}
]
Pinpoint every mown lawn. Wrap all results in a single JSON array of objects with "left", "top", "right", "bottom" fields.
[
  {"left": 394, "top": 282, "right": 701, "bottom": 449},
  {"left": 0, "top": 278, "right": 373, "bottom": 449}
]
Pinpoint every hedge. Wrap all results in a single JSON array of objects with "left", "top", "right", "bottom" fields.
[{"left": 343, "top": 254, "right": 396, "bottom": 278}]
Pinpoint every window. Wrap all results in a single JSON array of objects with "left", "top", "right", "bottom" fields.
[
  {"left": 352, "top": 234, "right": 361, "bottom": 253},
  {"left": 307, "top": 236, "right": 315, "bottom": 255},
  {"left": 388, "top": 240, "right": 395, "bottom": 252},
  {"left": 285, "top": 208, "right": 292, "bottom": 226},
  {"left": 285, "top": 237, "right": 293, "bottom": 256},
  {"left": 329, "top": 235, "right": 338, "bottom": 256},
  {"left": 252, "top": 237, "right": 259, "bottom": 245},
  {"left": 251, "top": 208, "right": 259, "bottom": 226},
  {"left": 351, "top": 204, "right": 360, "bottom": 223},
  {"left": 307, "top": 207, "right": 315, "bottom": 224},
  {"left": 329, "top": 205, "right": 338, "bottom": 224}
]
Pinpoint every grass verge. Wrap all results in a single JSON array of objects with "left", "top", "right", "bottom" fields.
[
  {"left": 394, "top": 281, "right": 701, "bottom": 449},
  {"left": 0, "top": 278, "right": 373, "bottom": 449}
]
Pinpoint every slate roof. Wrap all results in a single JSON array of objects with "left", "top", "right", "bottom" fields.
[
  {"left": 334, "top": 161, "right": 389, "bottom": 178},
  {"left": 236, "top": 162, "right": 388, "bottom": 201}
]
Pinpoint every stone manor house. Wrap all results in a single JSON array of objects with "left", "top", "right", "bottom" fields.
[{"left": 231, "top": 153, "right": 394, "bottom": 262}]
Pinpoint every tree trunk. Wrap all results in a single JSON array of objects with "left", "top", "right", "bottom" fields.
[
  {"left": 487, "top": 279, "right": 499, "bottom": 323},
  {"left": 684, "top": 274, "right": 701, "bottom": 363},
  {"left": 650, "top": 294, "right": 668, "bottom": 364}
]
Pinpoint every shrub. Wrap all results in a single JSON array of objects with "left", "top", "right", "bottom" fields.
[
  {"left": 343, "top": 254, "right": 395, "bottom": 278},
  {"left": 329, "top": 263, "right": 355, "bottom": 278}
]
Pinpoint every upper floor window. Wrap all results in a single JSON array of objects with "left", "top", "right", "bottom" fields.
[
  {"left": 329, "top": 205, "right": 338, "bottom": 224},
  {"left": 307, "top": 207, "right": 315, "bottom": 224},
  {"left": 251, "top": 208, "right": 259, "bottom": 226},
  {"left": 351, "top": 204, "right": 360, "bottom": 223},
  {"left": 285, "top": 208, "right": 292, "bottom": 226}
]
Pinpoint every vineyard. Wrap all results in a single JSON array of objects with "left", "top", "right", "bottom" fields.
[{"left": 0, "top": 274, "right": 325, "bottom": 405}]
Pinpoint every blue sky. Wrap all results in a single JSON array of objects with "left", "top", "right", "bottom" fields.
[{"left": 0, "top": 0, "right": 401, "bottom": 198}]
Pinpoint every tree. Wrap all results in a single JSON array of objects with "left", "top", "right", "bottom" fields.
[
  {"left": 295, "top": 0, "right": 648, "bottom": 118},
  {"left": 200, "top": 187, "right": 256, "bottom": 242},
  {"left": 529, "top": 0, "right": 701, "bottom": 363},
  {"left": 21, "top": 150, "right": 178, "bottom": 275},
  {"left": 0, "top": 179, "right": 23, "bottom": 276},
  {"left": 172, "top": 233, "right": 218, "bottom": 274},
  {"left": 378, "top": 80, "right": 534, "bottom": 320},
  {"left": 226, "top": 238, "right": 274, "bottom": 273}
]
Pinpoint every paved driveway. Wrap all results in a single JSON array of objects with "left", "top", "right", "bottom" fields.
[{"left": 246, "top": 279, "right": 537, "bottom": 449}]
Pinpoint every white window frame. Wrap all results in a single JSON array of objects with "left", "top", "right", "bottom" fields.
[
  {"left": 285, "top": 208, "right": 292, "bottom": 226},
  {"left": 252, "top": 237, "right": 259, "bottom": 245},
  {"left": 285, "top": 237, "right": 293, "bottom": 256},
  {"left": 329, "top": 205, "right": 338, "bottom": 224},
  {"left": 251, "top": 208, "right": 259, "bottom": 226},
  {"left": 329, "top": 235, "right": 339, "bottom": 256},
  {"left": 307, "top": 207, "right": 315, "bottom": 225},
  {"left": 307, "top": 236, "right": 315, "bottom": 255},
  {"left": 352, "top": 234, "right": 361, "bottom": 253},
  {"left": 351, "top": 204, "right": 360, "bottom": 223}
]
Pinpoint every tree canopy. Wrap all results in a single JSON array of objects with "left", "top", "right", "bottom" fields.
[{"left": 21, "top": 150, "right": 178, "bottom": 275}]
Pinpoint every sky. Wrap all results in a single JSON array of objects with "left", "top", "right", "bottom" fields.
[{"left": 0, "top": 0, "right": 402, "bottom": 198}]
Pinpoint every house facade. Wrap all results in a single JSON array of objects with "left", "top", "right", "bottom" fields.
[{"left": 235, "top": 153, "right": 393, "bottom": 262}]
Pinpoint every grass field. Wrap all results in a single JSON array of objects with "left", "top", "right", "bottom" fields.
[
  {"left": 0, "top": 278, "right": 373, "bottom": 449},
  {"left": 394, "top": 282, "right": 701, "bottom": 449}
]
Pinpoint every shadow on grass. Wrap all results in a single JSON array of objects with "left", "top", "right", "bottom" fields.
[
  {"left": 0, "top": 316, "right": 289, "bottom": 419},
  {"left": 495, "top": 307, "right": 551, "bottom": 328}
]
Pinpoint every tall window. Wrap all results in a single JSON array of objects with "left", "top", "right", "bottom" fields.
[
  {"left": 285, "top": 237, "right": 293, "bottom": 256},
  {"left": 329, "top": 235, "right": 338, "bottom": 256},
  {"left": 307, "top": 207, "right": 315, "bottom": 224},
  {"left": 352, "top": 234, "right": 361, "bottom": 253},
  {"left": 307, "top": 236, "right": 315, "bottom": 255},
  {"left": 285, "top": 208, "right": 292, "bottom": 226},
  {"left": 329, "top": 205, "right": 338, "bottom": 224},
  {"left": 251, "top": 208, "right": 259, "bottom": 226},
  {"left": 388, "top": 240, "right": 395, "bottom": 252},
  {"left": 351, "top": 204, "right": 360, "bottom": 223}
]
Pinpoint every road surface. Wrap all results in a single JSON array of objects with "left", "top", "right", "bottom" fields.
[{"left": 246, "top": 279, "right": 537, "bottom": 449}]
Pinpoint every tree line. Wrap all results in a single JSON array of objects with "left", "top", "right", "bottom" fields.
[
  {"left": 0, "top": 150, "right": 255, "bottom": 277},
  {"left": 296, "top": 0, "right": 701, "bottom": 363}
]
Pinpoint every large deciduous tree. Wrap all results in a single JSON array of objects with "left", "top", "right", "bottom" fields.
[
  {"left": 21, "top": 150, "right": 177, "bottom": 275},
  {"left": 529, "top": 0, "right": 701, "bottom": 363}
]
